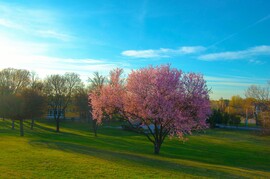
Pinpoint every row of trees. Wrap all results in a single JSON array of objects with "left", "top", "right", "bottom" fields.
[
  {"left": 0, "top": 65, "right": 211, "bottom": 154},
  {"left": 0, "top": 69, "right": 46, "bottom": 136},
  {"left": 209, "top": 82, "right": 270, "bottom": 133},
  {"left": 4, "top": 66, "right": 268, "bottom": 153},
  {"left": 207, "top": 109, "right": 241, "bottom": 128},
  {"left": 0, "top": 68, "right": 92, "bottom": 135}
]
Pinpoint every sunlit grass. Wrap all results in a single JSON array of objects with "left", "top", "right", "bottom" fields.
[{"left": 0, "top": 119, "right": 269, "bottom": 178}]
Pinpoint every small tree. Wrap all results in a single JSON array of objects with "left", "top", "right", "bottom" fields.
[
  {"left": 0, "top": 94, "right": 24, "bottom": 136},
  {"left": 90, "top": 65, "right": 211, "bottom": 154},
  {"left": 222, "top": 112, "right": 230, "bottom": 125},
  {"left": 207, "top": 109, "right": 222, "bottom": 128},
  {"left": 228, "top": 114, "right": 241, "bottom": 127},
  {"left": 44, "top": 73, "right": 82, "bottom": 132},
  {"left": 21, "top": 88, "right": 46, "bottom": 130},
  {"left": 229, "top": 95, "right": 244, "bottom": 116},
  {"left": 245, "top": 83, "right": 270, "bottom": 126},
  {"left": 0, "top": 95, "right": 7, "bottom": 121},
  {"left": 0, "top": 68, "right": 30, "bottom": 129}
]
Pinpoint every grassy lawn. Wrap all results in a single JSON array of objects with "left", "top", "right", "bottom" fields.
[{"left": 0, "top": 119, "right": 270, "bottom": 178}]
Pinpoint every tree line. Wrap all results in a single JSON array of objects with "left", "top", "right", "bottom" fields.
[
  {"left": 0, "top": 68, "right": 91, "bottom": 136},
  {"left": 208, "top": 82, "right": 270, "bottom": 134},
  {"left": 0, "top": 65, "right": 212, "bottom": 154},
  {"left": 1, "top": 65, "right": 268, "bottom": 154}
]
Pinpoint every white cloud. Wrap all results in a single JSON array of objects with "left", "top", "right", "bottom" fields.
[
  {"left": 178, "top": 46, "right": 206, "bottom": 54},
  {"left": 37, "top": 30, "right": 72, "bottom": 41},
  {"left": 121, "top": 46, "right": 206, "bottom": 58},
  {"left": 198, "top": 45, "right": 270, "bottom": 61},
  {"left": 122, "top": 49, "right": 162, "bottom": 58}
]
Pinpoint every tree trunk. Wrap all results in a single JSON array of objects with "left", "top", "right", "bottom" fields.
[
  {"left": 87, "top": 112, "right": 91, "bottom": 124},
  {"left": 20, "top": 119, "right": 24, "bottom": 136},
  {"left": 56, "top": 118, "right": 60, "bottom": 132},
  {"left": 94, "top": 127, "right": 97, "bottom": 137},
  {"left": 154, "top": 142, "right": 160, "bottom": 154},
  {"left": 255, "top": 113, "right": 259, "bottom": 126},
  {"left": 93, "top": 119, "right": 97, "bottom": 137},
  {"left": 31, "top": 119, "right": 34, "bottom": 130},
  {"left": 245, "top": 108, "right": 248, "bottom": 127},
  {"left": 255, "top": 106, "right": 259, "bottom": 126},
  {"left": 11, "top": 119, "right": 15, "bottom": 130}
]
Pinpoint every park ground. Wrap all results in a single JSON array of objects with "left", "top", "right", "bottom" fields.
[{"left": 0, "top": 120, "right": 270, "bottom": 178}]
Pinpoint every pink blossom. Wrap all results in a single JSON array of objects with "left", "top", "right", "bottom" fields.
[{"left": 89, "top": 65, "right": 211, "bottom": 154}]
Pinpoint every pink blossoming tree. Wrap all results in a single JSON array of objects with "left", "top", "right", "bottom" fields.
[{"left": 90, "top": 65, "right": 211, "bottom": 154}]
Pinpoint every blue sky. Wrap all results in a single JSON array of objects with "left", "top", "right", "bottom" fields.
[{"left": 0, "top": 0, "right": 270, "bottom": 99}]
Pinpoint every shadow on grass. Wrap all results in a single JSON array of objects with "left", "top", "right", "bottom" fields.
[
  {"left": 0, "top": 120, "right": 22, "bottom": 136},
  {"left": 33, "top": 122, "right": 56, "bottom": 133},
  {"left": 32, "top": 122, "right": 93, "bottom": 142},
  {"left": 28, "top": 140, "right": 269, "bottom": 178},
  {"left": 28, "top": 121, "right": 270, "bottom": 174},
  {"left": 2, "top": 120, "right": 269, "bottom": 177}
]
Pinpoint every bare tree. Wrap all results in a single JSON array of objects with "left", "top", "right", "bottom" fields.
[
  {"left": 245, "top": 83, "right": 270, "bottom": 126},
  {"left": 245, "top": 85, "right": 269, "bottom": 101},
  {"left": 26, "top": 72, "right": 46, "bottom": 129},
  {"left": 30, "top": 71, "right": 44, "bottom": 92},
  {"left": 0, "top": 68, "right": 30, "bottom": 95},
  {"left": 0, "top": 68, "right": 30, "bottom": 128},
  {"left": 88, "top": 72, "right": 106, "bottom": 91},
  {"left": 44, "top": 73, "right": 82, "bottom": 132}
]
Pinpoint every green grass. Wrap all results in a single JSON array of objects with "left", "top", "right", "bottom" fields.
[{"left": 0, "top": 119, "right": 270, "bottom": 178}]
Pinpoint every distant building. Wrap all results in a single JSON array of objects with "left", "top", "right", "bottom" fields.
[{"left": 46, "top": 105, "right": 80, "bottom": 120}]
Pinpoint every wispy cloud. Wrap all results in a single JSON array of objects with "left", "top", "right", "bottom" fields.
[
  {"left": 0, "top": 3, "right": 73, "bottom": 41},
  {"left": 0, "top": 36, "right": 48, "bottom": 56},
  {"left": 0, "top": 54, "right": 126, "bottom": 82},
  {"left": 0, "top": 36, "right": 128, "bottom": 81},
  {"left": 205, "top": 76, "right": 258, "bottom": 87},
  {"left": 122, "top": 46, "right": 206, "bottom": 58},
  {"left": 0, "top": 18, "right": 21, "bottom": 29},
  {"left": 209, "top": 14, "right": 270, "bottom": 47},
  {"left": 122, "top": 49, "right": 161, "bottom": 58},
  {"left": 198, "top": 45, "right": 270, "bottom": 61},
  {"left": 205, "top": 75, "right": 268, "bottom": 99},
  {"left": 37, "top": 30, "right": 72, "bottom": 41},
  {"left": 248, "top": 59, "right": 265, "bottom": 64}
]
